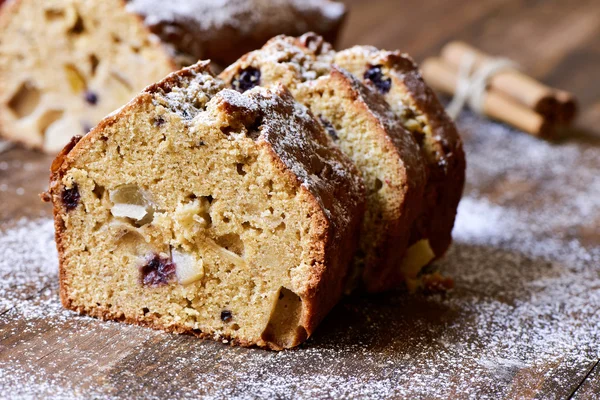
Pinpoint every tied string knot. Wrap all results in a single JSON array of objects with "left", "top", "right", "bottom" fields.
[{"left": 446, "top": 52, "right": 519, "bottom": 119}]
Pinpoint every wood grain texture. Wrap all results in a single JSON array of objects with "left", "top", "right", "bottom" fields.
[
  {"left": 1, "top": 0, "right": 600, "bottom": 398},
  {"left": 572, "top": 361, "right": 600, "bottom": 399}
]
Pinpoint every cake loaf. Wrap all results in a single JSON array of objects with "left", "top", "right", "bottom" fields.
[
  {"left": 45, "top": 61, "right": 365, "bottom": 349},
  {"left": 0, "top": 0, "right": 346, "bottom": 152}
]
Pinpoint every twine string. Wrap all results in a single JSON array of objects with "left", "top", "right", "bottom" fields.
[{"left": 446, "top": 51, "right": 518, "bottom": 119}]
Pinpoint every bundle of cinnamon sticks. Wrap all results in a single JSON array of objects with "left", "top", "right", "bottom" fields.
[{"left": 422, "top": 42, "right": 577, "bottom": 138}]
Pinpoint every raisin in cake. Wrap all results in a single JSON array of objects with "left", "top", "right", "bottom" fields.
[
  {"left": 45, "top": 61, "right": 365, "bottom": 350},
  {"left": 299, "top": 34, "right": 464, "bottom": 290},
  {"left": 220, "top": 36, "right": 427, "bottom": 292},
  {"left": 0, "top": 0, "right": 346, "bottom": 153}
]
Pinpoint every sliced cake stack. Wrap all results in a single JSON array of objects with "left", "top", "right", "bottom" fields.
[{"left": 45, "top": 34, "right": 465, "bottom": 349}]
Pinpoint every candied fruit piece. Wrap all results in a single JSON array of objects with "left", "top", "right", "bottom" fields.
[
  {"left": 109, "top": 184, "right": 155, "bottom": 224},
  {"left": 64, "top": 64, "right": 87, "bottom": 93},
  {"left": 8, "top": 81, "right": 41, "bottom": 118},
  {"left": 364, "top": 65, "right": 392, "bottom": 94},
  {"left": 140, "top": 253, "right": 176, "bottom": 287},
  {"left": 231, "top": 67, "right": 261, "bottom": 93},
  {"left": 172, "top": 248, "right": 204, "bottom": 285},
  {"left": 153, "top": 116, "right": 165, "bottom": 127}
]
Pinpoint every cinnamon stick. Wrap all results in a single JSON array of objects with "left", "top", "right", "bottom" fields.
[
  {"left": 421, "top": 57, "right": 554, "bottom": 137},
  {"left": 440, "top": 41, "right": 576, "bottom": 123},
  {"left": 555, "top": 90, "right": 578, "bottom": 125}
]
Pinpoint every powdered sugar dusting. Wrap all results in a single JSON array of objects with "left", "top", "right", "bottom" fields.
[
  {"left": 1, "top": 113, "right": 600, "bottom": 398},
  {"left": 0, "top": 218, "right": 57, "bottom": 313}
]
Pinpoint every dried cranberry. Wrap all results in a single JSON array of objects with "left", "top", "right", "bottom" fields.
[
  {"left": 231, "top": 67, "right": 261, "bottom": 93},
  {"left": 62, "top": 184, "right": 80, "bottom": 211},
  {"left": 140, "top": 254, "right": 176, "bottom": 287},
  {"left": 364, "top": 65, "right": 392, "bottom": 94},
  {"left": 154, "top": 116, "right": 165, "bottom": 127},
  {"left": 84, "top": 91, "right": 98, "bottom": 105},
  {"left": 220, "top": 310, "right": 232, "bottom": 322},
  {"left": 319, "top": 116, "right": 338, "bottom": 140}
]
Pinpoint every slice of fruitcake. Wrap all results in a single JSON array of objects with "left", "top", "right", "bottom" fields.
[
  {"left": 45, "top": 61, "right": 365, "bottom": 350},
  {"left": 318, "top": 36, "right": 466, "bottom": 267},
  {"left": 0, "top": 0, "right": 176, "bottom": 152},
  {"left": 219, "top": 36, "right": 427, "bottom": 292}
]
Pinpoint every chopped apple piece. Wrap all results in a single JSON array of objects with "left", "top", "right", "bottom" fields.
[{"left": 172, "top": 248, "right": 204, "bottom": 285}]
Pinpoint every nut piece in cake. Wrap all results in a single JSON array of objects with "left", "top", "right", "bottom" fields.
[{"left": 47, "top": 62, "right": 365, "bottom": 350}]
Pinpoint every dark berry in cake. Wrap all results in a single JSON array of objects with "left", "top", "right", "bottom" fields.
[
  {"left": 232, "top": 67, "right": 261, "bottom": 92},
  {"left": 140, "top": 254, "right": 176, "bottom": 287},
  {"left": 153, "top": 116, "right": 166, "bottom": 127},
  {"left": 62, "top": 184, "right": 80, "bottom": 211},
  {"left": 319, "top": 116, "right": 338, "bottom": 140},
  {"left": 221, "top": 310, "right": 233, "bottom": 322},
  {"left": 364, "top": 65, "right": 391, "bottom": 94},
  {"left": 84, "top": 91, "right": 98, "bottom": 105}
]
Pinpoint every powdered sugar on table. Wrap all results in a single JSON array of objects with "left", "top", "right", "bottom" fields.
[{"left": 0, "top": 113, "right": 599, "bottom": 398}]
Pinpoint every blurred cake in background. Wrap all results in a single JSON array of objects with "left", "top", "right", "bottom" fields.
[
  {"left": 127, "top": 0, "right": 347, "bottom": 67},
  {"left": 0, "top": 0, "right": 346, "bottom": 153}
]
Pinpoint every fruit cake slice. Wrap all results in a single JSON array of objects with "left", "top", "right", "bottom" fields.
[
  {"left": 45, "top": 61, "right": 365, "bottom": 350},
  {"left": 0, "top": 0, "right": 176, "bottom": 152},
  {"left": 319, "top": 37, "right": 466, "bottom": 265},
  {"left": 219, "top": 36, "right": 426, "bottom": 292}
]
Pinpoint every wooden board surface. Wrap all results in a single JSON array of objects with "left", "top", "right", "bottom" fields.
[{"left": 1, "top": 0, "right": 600, "bottom": 398}]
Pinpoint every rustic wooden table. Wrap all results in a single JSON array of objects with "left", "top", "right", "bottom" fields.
[{"left": 1, "top": 0, "right": 600, "bottom": 398}]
